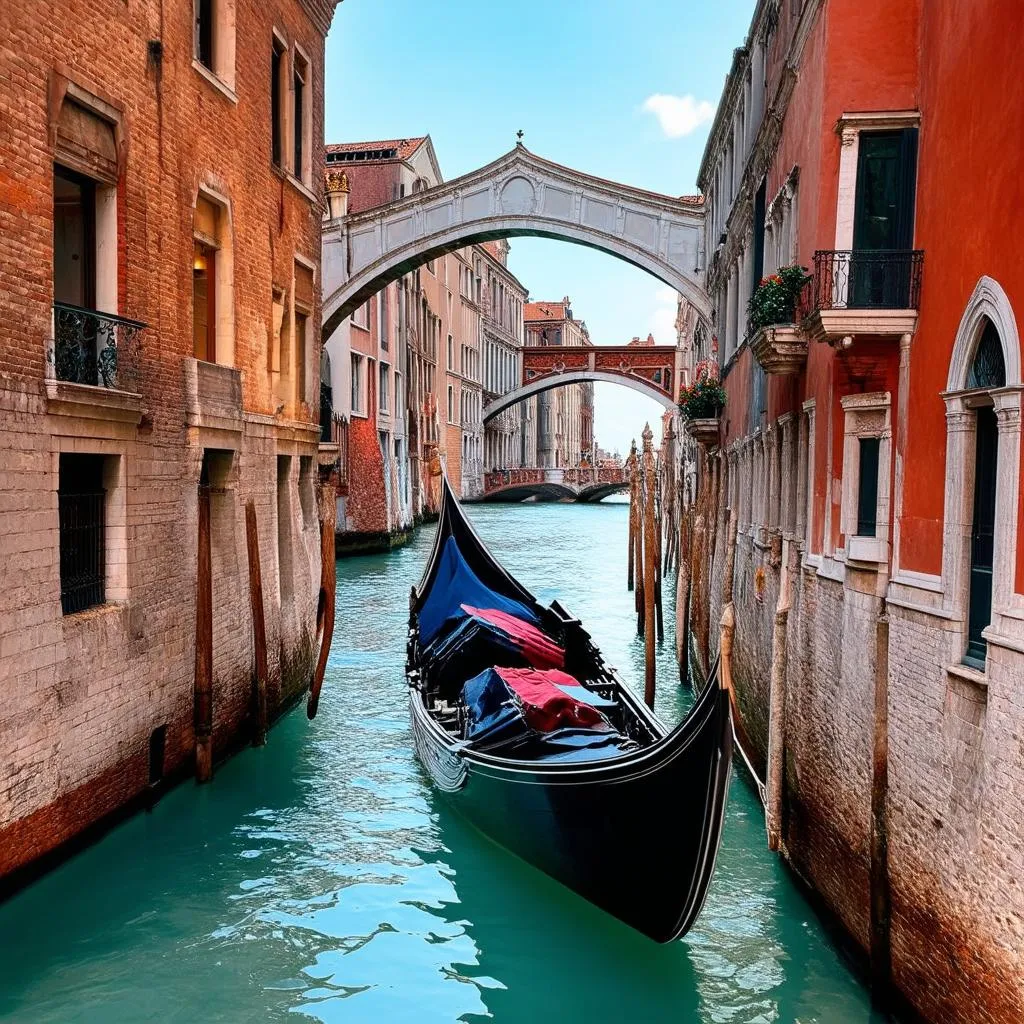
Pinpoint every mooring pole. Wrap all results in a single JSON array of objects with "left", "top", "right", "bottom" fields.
[
  {"left": 307, "top": 481, "right": 337, "bottom": 720},
  {"left": 676, "top": 506, "right": 692, "bottom": 685},
  {"left": 627, "top": 441, "right": 637, "bottom": 592},
  {"left": 245, "top": 500, "right": 269, "bottom": 746},
  {"left": 194, "top": 484, "right": 213, "bottom": 783},
  {"left": 642, "top": 425, "right": 657, "bottom": 708}
]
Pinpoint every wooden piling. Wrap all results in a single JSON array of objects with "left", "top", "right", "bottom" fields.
[
  {"left": 634, "top": 448, "right": 645, "bottom": 636},
  {"left": 194, "top": 484, "right": 213, "bottom": 783},
  {"left": 244, "top": 501, "right": 269, "bottom": 746},
  {"left": 307, "top": 481, "right": 337, "bottom": 720},
  {"left": 642, "top": 425, "right": 657, "bottom": 708},
  {"left": 676, "top": 507, "right": 691, "bottom": 685},
  {"left": 627, "top": 443, "right": 637, "bottom": 592},
  {"left": 765, "top": 538, "right": 792, "bottom": 850}
]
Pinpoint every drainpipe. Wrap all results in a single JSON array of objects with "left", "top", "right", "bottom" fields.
[{"left": 765, "top": 537, "right": 792, "bottom": 850}]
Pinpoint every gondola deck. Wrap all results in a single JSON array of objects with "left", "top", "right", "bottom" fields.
[{"left": 407, "top": 476, "right": 733, "bottom": 942}]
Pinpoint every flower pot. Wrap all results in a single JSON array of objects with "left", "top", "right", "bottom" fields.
[
  {"left": 750, "top": 323, "right": 807, "bottom": 376},
  {"left": 684, "top": 416, "right": 721, "bottom": 446}
]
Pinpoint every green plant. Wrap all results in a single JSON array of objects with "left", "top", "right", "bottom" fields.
[
  {"left": 747, "top": 265, "right": 810, "bottom": 332},
  {"left": 678, "top": 360, "right": 726, "bottom": 420}
]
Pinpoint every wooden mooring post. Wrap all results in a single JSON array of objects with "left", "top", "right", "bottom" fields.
[
  {"left": 244, "top": 501, "right": 269, "bottom": 746},
  {"left": 627, "top": 441, "right": 637, "bottom": 592},
  {"left": 307, "top": 481, "right": 338, "bottom": 720},
  {"left": 194, "top": 484, "right": 213, "bottom": 783},
  {"left": 642, "top": 424, "right": 657, "bottom": 708}
]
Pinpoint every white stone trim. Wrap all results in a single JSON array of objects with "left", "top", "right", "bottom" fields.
[
  {"left": 833, "top": 110, "right": 920, "bottom": 253},
  {"left": 840, "top": 392, "right": 892, "bottom": 568},
  {"left": 946, "top": 276, "right": 1022, "bottom": 390},
  {"left": 802, "top": 398, "right": 816, "bottom": 562}
]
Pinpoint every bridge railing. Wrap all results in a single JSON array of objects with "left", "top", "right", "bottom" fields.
[{"left": 484, "top": 468, "right": 546, "bottom": 492}]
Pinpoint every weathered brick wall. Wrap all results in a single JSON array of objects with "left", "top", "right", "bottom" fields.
[
  {"left": 0, "top": 0, "right": 330, "bottom": 883},
  {"left": 887, "top": 610, "right": 1024, "bottom": 1024}
]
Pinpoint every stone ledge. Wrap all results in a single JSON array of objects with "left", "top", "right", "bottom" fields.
[
  {"left": 45, "top": 380, "right": 144, "bottom": 425},
  {"left": 803, "top": 308, "right": 918, "bottom": 345},
  {"left": 750, "top": 323, "right": 807, "bottom": 375},
  {"left": 946, "top": 662, "right": 988, "bottom": 690}
]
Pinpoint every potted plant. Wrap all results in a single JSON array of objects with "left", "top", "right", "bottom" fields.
[
  {"left": 678, "top": 360, "right": 726, "bottom": 445},
  {"left": 748, "top": 265, "right": 811, "bottom": 374}
]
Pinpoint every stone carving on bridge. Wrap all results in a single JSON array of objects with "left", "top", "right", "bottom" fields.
[{"left": 322, "top": 145, "right": 708, "bottom": 342}]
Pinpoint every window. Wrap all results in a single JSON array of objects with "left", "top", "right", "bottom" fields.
[
  {"left": 394, "top": 371, "right": 403, "bottom": 419},
  {"left": 58, "top": 454, "right": 106, "bottom": 614},
  {"left": 193, "top": 0, "right": 236, "bottom": 89},
  {"left": 53, "top": 167, "right": 96, "bottom": 309},
  {"left": 447, "top": 334, "right": 454, "bottom": 369},
  {"left": 840, "top": 392, "right": 891, "bottom": 565},
  {"left": 195, "top": 0, "right": 214, "bottom": 71},
  {"left": 292, "top": 49, "right": 310, "bottom": 184},
  {"left": 447, "top": 384, "right": 454, "bottom": 423},
  {"left": 271, "top": 36, "right": 286, "bottom": 168},
  {"left": 966, "top": 406, "right": 998, "bottom": 666},
  {"left": 352, "top": 301, "right": 369, "bottom": 330},
  {"left": 193, "top": 192, "right": 232, "bottom": 364},
  {"left": 856, "top": 438, "right": 880, "bottom": 536},
  {"left": 379, "top": 362, "right": 389, "bottom": 414},
  {"left": 294, "top": 310, "right": 308, "bottom": 407},
  {"left": 192, "top": 240, "right": 216, "bottom": 361},
  {"left": 379, "top": 285, "right": 389, "bottom": 351},
  {"left": 276, "top": 455, "right": 293, "bottom": 604},
  {"left": 351, "top": 353, "right": 364, "bottom": 414}
]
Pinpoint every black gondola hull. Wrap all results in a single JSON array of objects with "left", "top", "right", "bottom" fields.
[
  {"left": 410, "top": 677, "right": 732, "bottom": 943},
  {"left": 408, "top": 475, "right": 733, "bottom": 943}
]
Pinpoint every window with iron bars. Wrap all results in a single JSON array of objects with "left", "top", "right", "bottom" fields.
[{"left": 58, "top": 453, "right": 106, "bottom": 614}]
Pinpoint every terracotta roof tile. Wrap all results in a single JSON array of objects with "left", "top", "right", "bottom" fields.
[
  {"left": 325, "top": 137, "right": 427, "bottom": 161},
  {"left": 524, "top": 301, "right": 569, "bottom": 322}
]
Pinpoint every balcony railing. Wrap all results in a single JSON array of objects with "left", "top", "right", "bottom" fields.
[
  {"left": 50, "top": 302, "right": 146, "bottom": 391},
  {"left": 803, "top": 250, "right": 924, "bottom": 314}
]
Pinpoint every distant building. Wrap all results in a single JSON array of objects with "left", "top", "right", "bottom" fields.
[{"left": 524, "top": 298, "right": 594, "bottom": 468}]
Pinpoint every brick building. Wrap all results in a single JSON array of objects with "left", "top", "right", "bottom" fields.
[
  {"left": 0, "top": 0, "right": 336, "bottom": 884},
  {"left": 524, "top": 299, "right": 594, "bottom": 467},
  {"left": 688, "top": 1, "right": 1024, "bottom": 1020}
]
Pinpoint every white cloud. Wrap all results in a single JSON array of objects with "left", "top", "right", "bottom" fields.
[{"left": 642, "top": 93, "right": 715, "bottom": 138}]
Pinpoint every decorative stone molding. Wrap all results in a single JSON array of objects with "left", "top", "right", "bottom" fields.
[
  {"left": 685, "top": 417, "right": 721, "bottom": 447},
  {"left": 750, "top": 323, "right": 807, "bottom": 375},
  {"left": 840, "top": 392, "right": 892, "bottom": 568},
  {"left": 947, "top": 276, "right": 1022, "bottom": 390}
]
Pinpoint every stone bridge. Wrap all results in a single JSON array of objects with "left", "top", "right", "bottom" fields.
[
  {"left": 482, "top": 343, "right": 680, "bottom": 422},
  {"left": 322, "top": 144, "right": 707, "bottom": 342},
  {"left": 480, "top": 466, "right": 629, "bottom": 503}
]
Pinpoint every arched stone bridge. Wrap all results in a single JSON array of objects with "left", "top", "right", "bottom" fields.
[
  {"left": 322, "top": 144, "right": 707, "bottom": 343},
  {"left": 483, "top": 343, "right": 679, "bottom": 423},
  {"left": 480, "top": 467, "right": 629, "bottom": 503}
]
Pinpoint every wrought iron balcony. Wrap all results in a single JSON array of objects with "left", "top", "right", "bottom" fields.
[
  {"left": 806, "top": 250, "right": 923, "bottom": 312},
  {"left": 800, "top": 250, "right": 923, "bottom": 344},
  {"left": 49, "top": 302, "right": 146, "bottom": 392}
]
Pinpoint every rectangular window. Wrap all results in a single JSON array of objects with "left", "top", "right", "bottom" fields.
[
  {"left": 856, "top": 437, "right": 880, "bottom": 536},
  {"left": 195, "top": 0, "right": 214, "bottom": 70},
  {"left": 394, "top": 371, "right": 402, "bottom": 419},
  {"left": 379, "top": 362, "right": 389, "bottom": 413},
  {"left": 295, "top": 310, "right": 307, "bottom": 406},
  {"left": 271, "top": 37, "right": 286, "bottom": 168},
  {"left": 352, "top": 301, "right": 369, "bottom": 330},
  {"left": 447, "top": 384, "right": 454, "bottom": 423},
  {"left": 53, "top": 166, "right": 96, "bottom": 309},
  {"left": 192, "top": 240, "right": 216, "bottom": 361},
  {"left": 293, "top": 51, "right": 308, "bottom": 182},
  {"left": 351, "top": 353, "right": 364, "bottom": 414},
  {"left": 58, "top": 453, "right": 106, "bottom": 614}
]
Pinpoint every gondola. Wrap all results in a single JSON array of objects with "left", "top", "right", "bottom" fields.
[{"left": 407, "top": 475, "right": 733, "bottom": 943}]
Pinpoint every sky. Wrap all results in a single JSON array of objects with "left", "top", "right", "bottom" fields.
[{"left": 324, "top": 0, "right": 754, "bottom": 455}]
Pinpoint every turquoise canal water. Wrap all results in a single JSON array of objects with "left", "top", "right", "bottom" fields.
[{"left": 0, "top": 501, "right": 882, "bottom": 1023}]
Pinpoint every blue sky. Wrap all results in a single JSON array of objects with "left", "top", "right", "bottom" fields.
[{"left": 325, "top": 0, "right": 754, "bottom": 455}]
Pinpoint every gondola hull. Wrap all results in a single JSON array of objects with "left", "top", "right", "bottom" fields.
[
  {"left": 408, "top": 476, "right": 733, "bottom": 943},
  {"left": 410, "top": 673, "right": 732, "bottom": 943}
]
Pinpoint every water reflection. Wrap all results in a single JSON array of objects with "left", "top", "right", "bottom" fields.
[{"left": 0, "top": 503, "right": 879, "bottom": 1023}]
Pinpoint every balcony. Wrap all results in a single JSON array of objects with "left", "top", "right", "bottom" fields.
[
  {"left": 801, "top": 250, "right": 923, "bottom": 345},
  {"left": 45, "top": 303, "right": 147, "bottom": 424}
]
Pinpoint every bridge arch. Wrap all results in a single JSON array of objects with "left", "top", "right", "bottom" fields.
[
  {"left": 322, "top": 145, "right": 707, "bottom": 342},
  {"left": 483, "top": 368, "right": 676, "bottom": 424}
]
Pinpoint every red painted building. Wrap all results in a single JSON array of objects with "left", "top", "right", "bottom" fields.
[{"left": 691, "top": 1, "right": 1024, "bottom": 1021}]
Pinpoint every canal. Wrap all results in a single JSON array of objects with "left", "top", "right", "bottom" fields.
[{"left": 0, "top": 501, "right": 881, "bottom": 1023}]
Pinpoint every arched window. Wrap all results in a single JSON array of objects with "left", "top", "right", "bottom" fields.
[{"left": 940, "top": 279, "right": 1023, "bottom": 670}]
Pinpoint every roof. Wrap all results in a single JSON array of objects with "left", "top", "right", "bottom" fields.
[
  {"left": 325, "top": 137, "right": 428, "bottom": 162},
  {"left": 524, "top": 300, "right": 570, "bottom": 322}
]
